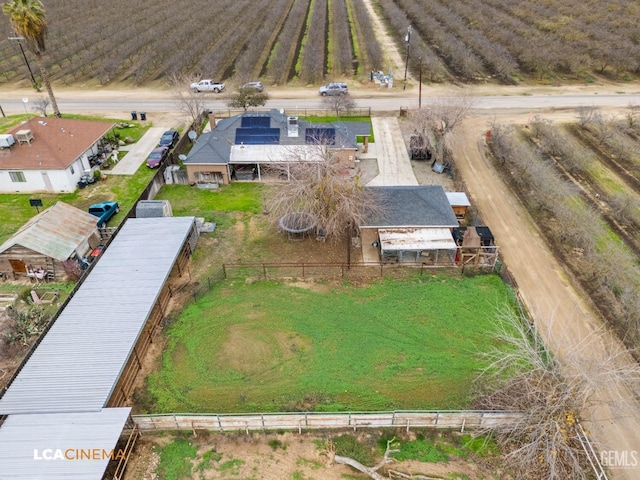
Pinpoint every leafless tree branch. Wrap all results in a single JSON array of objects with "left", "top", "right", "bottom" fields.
[{"left": 474, "top": 306, "right": 640, "bottom": 479}]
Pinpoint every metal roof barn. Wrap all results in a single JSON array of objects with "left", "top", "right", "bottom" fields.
[
  {"left": 0, "top": 216, "right": 196, "bottom": 415},
  {"left": 0, "top": 201, "right": 99, "bottom": 261},
  {"left": 0, "top": 408, "right": 130, "bottom": 479}
]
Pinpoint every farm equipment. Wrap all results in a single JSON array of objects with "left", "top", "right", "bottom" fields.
[{"left": 409, "top": 135, "right": 432, "bottom": 160}]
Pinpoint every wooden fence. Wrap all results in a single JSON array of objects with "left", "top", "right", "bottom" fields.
[{"left": 132, "top": 410, "right": 523, "bottom": 434}]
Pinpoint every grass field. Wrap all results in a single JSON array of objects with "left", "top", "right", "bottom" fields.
[{"left": 144, "top": 274, "right": 517, "bottom": 413}]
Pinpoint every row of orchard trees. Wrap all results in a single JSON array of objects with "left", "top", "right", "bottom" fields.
[
  {"left": 487, "top": 106, "right": 640, "bottom": 353},
  {"left": 0, "top": 0, "right": 384, "bottom": 87},
  {"left": 377, "top": 0, "right": 640, "bottom": 82}
]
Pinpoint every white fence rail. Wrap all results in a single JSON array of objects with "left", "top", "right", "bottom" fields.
[{"left": 132, "top": 410, "right": 523, "bottom": 433}]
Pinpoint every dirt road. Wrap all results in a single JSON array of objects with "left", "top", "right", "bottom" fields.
[{"left": 453, "top": 114, "right": 640, "bottom": 479}]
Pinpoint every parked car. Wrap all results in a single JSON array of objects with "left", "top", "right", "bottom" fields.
[
  {"left": 159, "top": 130, "right": 180, "bottom": 149},
  {"left": 88, "top": 201, "right": 119, "bottom": 227},
  {"left": 146, "top": 146, "right": 170, "bottom": 168},
  {"left": 190, "top": 79, "right": 225, "bottom": 93},
  {"left": 319, "top": 82, "right": 348, "bottom": 96},
  {"left": 242, "top": 81, "right": 264, "bottom": 92}
]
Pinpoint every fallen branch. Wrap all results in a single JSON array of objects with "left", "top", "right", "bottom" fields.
[
  {"left": 388, "top": 471, "right": 440, "bottom": 480},
  {"left": 333, "top": 438, "right": 400, "bottom": 480}
]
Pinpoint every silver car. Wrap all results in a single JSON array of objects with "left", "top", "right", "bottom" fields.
[
  {"left": 319, "top": 82, "right": 348, "bottom": 96},
  {"left": 242, "top": 81, "right": 264, "bottom": 92}
]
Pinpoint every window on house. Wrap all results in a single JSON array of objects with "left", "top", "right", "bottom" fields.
[
  {"left": 70, "top": 165, "right": 75, "bottom": 175},
  {"left": 9, "top": 171, "right": 26, "bottom": 182}
]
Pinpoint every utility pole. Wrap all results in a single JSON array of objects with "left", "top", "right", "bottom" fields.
[
  {"left": 403, "top": 25, "right": 412, "bottom": 91},
  {"left": 8, "top": 33, "right": 38, "bottom": 90},
  {"left": 419, "top": 58, "right": 423, "bottom": 109}
]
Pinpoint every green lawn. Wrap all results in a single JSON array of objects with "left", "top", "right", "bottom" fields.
[
  {"left": 145, "top": 274, "right": 517, "bottom": 413},
  {"left": 157, "top": 183, "right": 263, "bottom": 216},
  {"left": 0, "top": 162, "right": 156, "bottom": 244}
]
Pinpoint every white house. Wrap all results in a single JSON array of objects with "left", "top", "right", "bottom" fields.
[{"left": 0, "top": 117, "right": 114, "bottom": 193}]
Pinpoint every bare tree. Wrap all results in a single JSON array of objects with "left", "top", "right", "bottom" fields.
[
  {"left": 576, "top": 105, "right": 596, "bottom": 130},
  {"left": 263, "top": 142, "right": 382, "bottom": 241},
  {"left": 169, "top": 73, "right": 208, "bottom": 128},
  {"left": 32, "top": 96, "right": 50, "bottom": 116},
  {"left": 624, "top": 102, "right": 640, "bottom": 128},
  {"left": 591, "top": 112, "right": 615, "bottom": 145},
  {"left": 226, "top": 86, "right": 269, "bottom": 112},
  {"left": 321, "top": 93, "right": 357, "bottom": 117},
  {"left": 409, "top": 95, "right": 475, "bottom": 164},
  {"left": 474, "top": 307, "right": 640, "bottom": 480}
]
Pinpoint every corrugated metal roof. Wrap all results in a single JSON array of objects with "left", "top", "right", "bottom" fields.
[
  {"left": 379, "top": 228, "right": 457, "bottom": 251},
  {"left": 0, "top": 216, "right": 196, "bottom": 415},
  {"left": 0, "top": 408, "right": 130, "bottom": 479},
  {"left": 0, "top": 202, "right": 98, "bottom": 260}
]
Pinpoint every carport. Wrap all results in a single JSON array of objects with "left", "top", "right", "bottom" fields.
[{"left": 378, "top": 227, "right": 457, "bottom": 264}]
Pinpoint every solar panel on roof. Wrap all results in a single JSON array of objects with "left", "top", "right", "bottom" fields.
[
  {"left": 235, "top": 127, "right": 280, "bottom": 145},
  {"left": 241, "top": 116, "right": 271, "bottom": 128},
  {"left": 306, "top": 127, "right": 335, "bottom": 145}
]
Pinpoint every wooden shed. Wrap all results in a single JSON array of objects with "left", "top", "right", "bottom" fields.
[
  {"left": 0, "top": 202, "right": 100, "bottom": 281},
  {"left": 445, "top": 192, "right": 471, "bottom": 220}
]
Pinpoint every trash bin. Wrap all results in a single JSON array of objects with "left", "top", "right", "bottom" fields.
[
  {"left": 131, "top": 111, "right": 137, "bottom": 120},
  {"left": 399, "top": 107, "right": 408, "bottom": 117},
  {"left": 140, "top": 112, "right": 147, "bottom": 121}
]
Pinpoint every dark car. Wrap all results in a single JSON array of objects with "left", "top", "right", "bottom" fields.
[
  {"left": 146, "top": 146, "right": 169, "bottom": 168},
  {"left": 159, "top": 130, "right": 180, "bottom": 149}
]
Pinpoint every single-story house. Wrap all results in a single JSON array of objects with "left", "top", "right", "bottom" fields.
[
  {"left": 360, "top": 185, "right": 459, "bottom": 264},
  {"left": 0, "top": 201, "right": 101, "bottom": 280},
  {"left": 0, "top": 117, "right": 114, "bottom": 193},
  {"left": 184, "top": 109, "right": 371, "bottom": 185}
]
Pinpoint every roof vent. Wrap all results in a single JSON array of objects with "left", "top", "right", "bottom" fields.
[
  {"left": 16, "top": 129, "right": 34, "bottom": 145},
  {"left": 287, "top": 116, "right": 299, "bottom": 138}
]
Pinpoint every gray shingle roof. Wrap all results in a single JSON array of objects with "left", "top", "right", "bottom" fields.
[
  {"left": 184, "top": 109, "right": 369, "bottom": 165},
  {"left": 362, "top": 186, "right": 459, "bottom": 227}
]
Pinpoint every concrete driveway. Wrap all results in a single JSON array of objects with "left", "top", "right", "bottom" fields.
[
  {"left": 366, "top": 117, "right": 418, "bottom": 186},
  {"left": 109, "top": 126, "right": 167, "bottom": 175}
]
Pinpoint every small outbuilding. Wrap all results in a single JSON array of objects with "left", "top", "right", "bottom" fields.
[
  {"left": 445, "top": 192, "right": 471, "bottom": 220},
  {"left": 135, "top": 199, "right": 173, "bottom": 218},
  {"left": 360, "top": 185, "right": 459, "bottom": 264},
  {"left": 0, "top": 201, "right": 100, "bottom": 280}
]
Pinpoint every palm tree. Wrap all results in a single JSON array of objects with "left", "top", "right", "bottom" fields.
[{"left": 3, "top": 0, "right": 60, "bottom": 117}]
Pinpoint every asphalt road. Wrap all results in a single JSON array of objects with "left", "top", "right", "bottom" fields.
[{"left": 2, "top": 88, "right": 640, "bottom": 117}]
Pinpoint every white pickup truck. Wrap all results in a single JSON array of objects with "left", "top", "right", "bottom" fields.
[{"left": 190, "top": 79, "right": 225, "bottom": 93}]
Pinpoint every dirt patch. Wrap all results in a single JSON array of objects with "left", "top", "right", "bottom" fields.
[
  {"left": 124, "top": 430, "right": 501, "bottom": 480},
  {"left": 216, "top": 325, "right": 311, "bottom": 375},
  {"left": 286, "top": 280, "right": 334, "bottom": 294}
]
